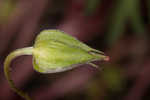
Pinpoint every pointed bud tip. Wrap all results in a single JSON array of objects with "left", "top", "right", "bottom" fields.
[{"left": 104, "top": 56, "right": 110, "bottom": 61}]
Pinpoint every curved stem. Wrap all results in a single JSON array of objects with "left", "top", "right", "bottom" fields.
[{"left": 4, "top": 47, "right": 33, "bottom": 100}]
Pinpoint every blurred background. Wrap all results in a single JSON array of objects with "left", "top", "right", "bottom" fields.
[{"left": 0, "top": 0, "right": 150, "bottom": 100}]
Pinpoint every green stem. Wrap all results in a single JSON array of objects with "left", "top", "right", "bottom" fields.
[{"left": 4, "top": 47, "right": 33, "bottom": 100}]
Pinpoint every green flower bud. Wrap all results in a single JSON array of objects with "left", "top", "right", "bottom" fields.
[
  {"left": 4, "top": 29, "right": 109, "bottom": 100},
  {"left": 32, "top": 30, "right": 109, "bottom": 73}
]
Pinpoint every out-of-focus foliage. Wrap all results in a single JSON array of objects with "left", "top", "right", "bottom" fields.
[
  {"left": 0, "top": 0, "right": 16, "bottom": 23},
  {"left": 107, "top": 0, "right": 145, "bottom": 46},
  {"left": 85, "top": 0, "right": 101, "bottom": 15},
  {"left": 102, "top": 65, "right": 125, "bottom": 92},
  {"left": 85, "top": 65, "right": 125, "bottom": 100}
]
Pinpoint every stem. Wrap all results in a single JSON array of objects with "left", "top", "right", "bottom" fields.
[{"left": 4, "top": 47, "right": 33, "bottom": 100}]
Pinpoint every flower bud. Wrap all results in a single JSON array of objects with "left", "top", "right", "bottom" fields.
[{"left": 32, "top": 30, "right": 109, "bottom": 73}]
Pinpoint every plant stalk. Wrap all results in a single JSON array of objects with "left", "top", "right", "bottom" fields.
[{"left": 4, "top": 47, "right": 33, "bottom": 100}]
